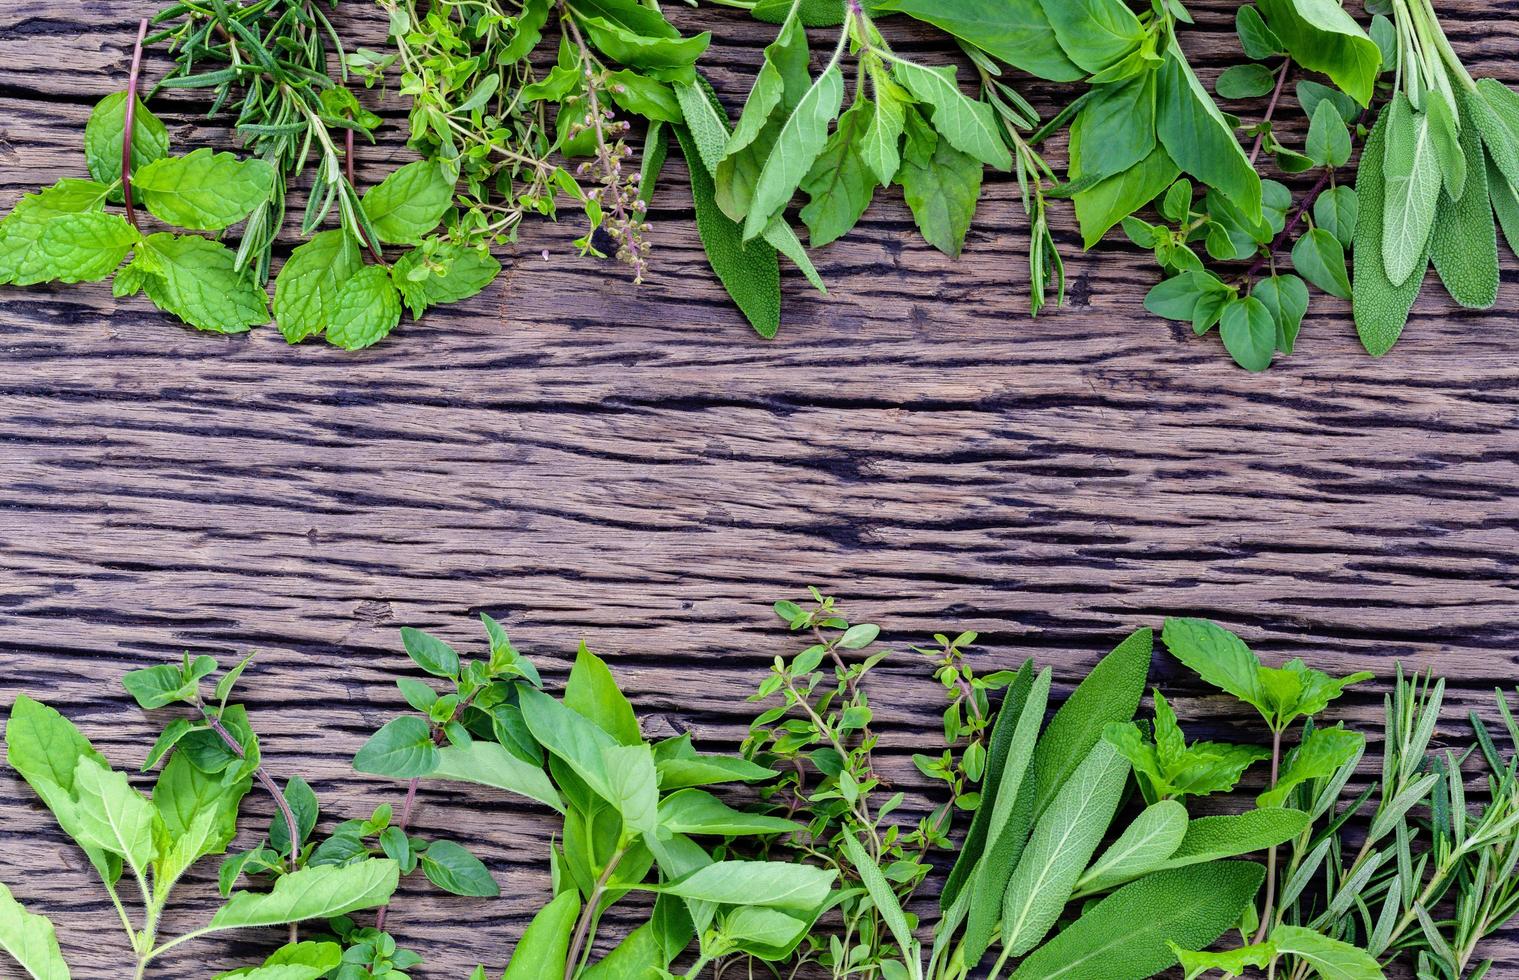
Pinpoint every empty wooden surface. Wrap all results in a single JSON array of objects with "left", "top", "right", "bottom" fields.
[{"left": 2, "top": 0, "right": 1518, "bottom": 976}]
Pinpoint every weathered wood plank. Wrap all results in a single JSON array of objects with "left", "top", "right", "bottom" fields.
[{"left": 1, "top": 0, "right": 1518, "bottom": 976}]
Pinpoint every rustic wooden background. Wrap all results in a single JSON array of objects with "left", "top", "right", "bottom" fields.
[{"left": 1, "top": 0, "right": 1517, "bottom": 976}]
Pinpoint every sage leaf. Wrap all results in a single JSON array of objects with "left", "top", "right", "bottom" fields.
[
  {"left": 1075, "top": 800, "right": 1188, "bottom": 896},
  {"left": 1008, "top": 862, "right": 1266, "bottom": 980},
  {"left": 1487, "top": 156, "right": 1519, "bottom": 257},
  {"left": 840, "top": 832, "right": 920, "bottom": 978},
  {"left": 132, "top": 148, "right": 276, "bottom": 231},
  {"left": 1001, "top": 741, "right": 1130, "bottom": 956},
  {"left": 0, "top": 881, "right": 69, "bottom": 980},
  {"left": 1426, "top": 91, "right": 1467, "bottom": 201},
  {"left": 1095, "top": 808, "right": 1310, "bottom": 889},
  {"left": 1030, "top": 627, "right": 1151, "bottom": 819},
  {"left": 208, "top": 860, "right": 400, "bottom": 931},
  {"left": 1353, "top": 103, "right": 1429, "bottom": 356},
  {"left": 1381, "top": 93, "right": 1442, "bottom": 287},
  {"left": 1430, "top": 90, "right": 1499, "bottom": 310},
  {"left": 890, "top": 61, "right": 1011, "bottom": 170},
  {"left": 742, "top": 62, "right": 845, "bottom": 240},
  {"left": 360, "top": 160, "right": 452, "bottom": 245},
  {"left": 1219, "top": 295, "right": 1277, "bottom": 372},
  {"left": 1471, "top": 78, "right": 1519, "bottom": 192},
  {"left": 431, "top": 739, "right": 563, "bottom": 813},
  {"left": 501, "top": 889, "right": 580, "bottom": 980}
]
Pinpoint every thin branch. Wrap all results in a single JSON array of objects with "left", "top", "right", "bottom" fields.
[{"left": 122, "top": 18, "right": 150, "bottom": 231}]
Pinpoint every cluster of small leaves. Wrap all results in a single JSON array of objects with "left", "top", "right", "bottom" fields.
[{"left": 910, "top": 629, "right": 1020, "bottom": 814}]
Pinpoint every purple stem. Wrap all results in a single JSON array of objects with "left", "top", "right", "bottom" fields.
[{"left": 122, "top": 18, "right": 149, "bottom": 230}]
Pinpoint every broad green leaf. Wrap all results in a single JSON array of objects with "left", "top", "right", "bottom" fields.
[
  {"left": 519, "top": 686, "right": 618, "bottom": 801},
  {"left": 388, "top": 242, "right": 500, "bottom": 319},
  {"left": 142, "top": 719, "right": 196, "bottom": 771},
  {"left": 1070, "top": 74, "right": 1157, "bottom": 183},
  {"left": 0, "top": 881, "right": 69, "bottom": 980},
  {"left": 1219, "top": 295, "right": 1277, "bottom": 372},
  {"left": 657, "top": 789, "right": 799, "bottom": 836},
  {"left": 84, "top": 92, "right": 170, "bottom": 200},
  {"left": 431, "top": 739, "right": 562, "bottom": 812},
  {"left": 3, "top": 211, "right": 136, "bottom": 286},
  {"left": 324, "top": 264, "right": 402, "bottom": 350},
  {"left": 871, "top": 0, "right": 1082, "bottom": 81},
  {"left": 1075, "top": 800, "right": 1188, "bottom": 896},
  {"left": 566, "top": 643, "right": 641, "bottom": 745},
  {"left": 655, "top": 752, "right": 778, "bottom": 790},
  {"left": 1298, "top": 79, "right": 1361, "bottom": 124},
  {"left": 1073, "top": 146, "right": 1180, "bottom": 248},
  {"left": 268, "top": 776, "right": 318, "bottom": 855},
  {"left": 840, "top": 832, "right": 919, "bottom": 977},
  {"left": 129, "top": 233, "right": 269, "bottom": 333},
  {"left": 1037, "top": 0, "right": 1145, "bottom": 75},
  {"left": 720, "top": 906, "right": 809, "bottom": 954},
  {"left": 1271, "top": 925, "right": 1384, "bottom": 979},
  {"left": 1313, "top": 186, "right": 1358, "bottom": 248},
  {"left": 891, "top": 61, "right": 1011, "bottom": 170},
  {"left": 1259, "top": 726, "right": 1365, "bottom": 808},
  {"left": 214, "top": 940, "right": 342, "bottom": 979},
  {"left": 353, "top": 716, "right": 439, "bottom": 779},
  {"left": 1161, "top": 618, "right": 1266, "bottom": 714},
  {"left": 1009, "top": 862, "right": 1266, "bottom": 980},
  {"left": 897, "top": 109, "right": 982, "bottom": 257},
  {"left": 742, "top": 62, "right": 844, "bottom": 240},
  {"left": 1431, "top": 89, "right": 1499, "bottom": 310},
  {"left": 122, "top": 657, "right": 217, "bottom": 710},
  {"left": 0, "top": 179, "right": 112, "bottom": 284},
  {"left": 1353, "top": 103, "right": 1428, "bottom": 356},
  {"left": 658, "top": 861, "right": 835, "bottom": 910},
  {"left": 421, "top": 840, "right": 499, "bottom": 897},
  {"left": 800, "top": 101, "right": 875, "bottom": 247},
  {"left": 1253, "top": 273, "right": 1310, "bottom": 353},
  {"left": 582, "top": 895, "right": 692, "bottom": 979},
  {"left": 274, "top": 230, "right": 364, "bottom": 343},
  {"left": 502, "top": 890, "right": 581, "bottom": 980},
  {"left": 152, "top": 751, "right": 248, "bottom": 882},
  {"left": 1381, "top": 93, "right": 1441, "bottom": 287},
  {"left": 1030, "top": 627, "right": 1151, "bottom": 819},
  {"left": 401, "top": 627, "right": 460, "bottom": 678},
  {"left": 860, "top": 79, "right": 908, "bottom": 186},
  {"left": 1171, "top": 940, "right": 1275, "bottom": 979},
  {"left": 1305, "top": 100, "right": 1352, "bottom": 168},
  {"left": 70, "top": 757, "right": 157, "bottom": 878},
  {"left": 208, "top": 860, "right": 399, "bottom": 931},
  {"left": 1257, "top": 0, "right": 1380, "bottom": 106},
  {"left": 1002, "top": 741, "right": 1131, "bottom": 956},
  {"left": 577, "top": 16, "right": 709, "bottom": 81},
  {"left": 361, "top": 161, "right": 453, "bottom": 245},
  {"left": 1216, "top": 64, "right": 1276, "bottom": 100},
  {"left": 605, "top": 69, "right": 682, "bottom": 123},
  {"left": 1237, "top": 5, "right": 1285, "bottom": 59},
  {"left": 1157, "top": 808, "right": 1311, "bottom": 875},
  {"left": 961, "top": 667, "right": 1050, "bottom": 961},
  {"left": 602, "top": 742, "right": 661, "bottom": 836},
  {"left": 1156, "top": 40, "right": 1262, "bottom": 220},
  {"left": 1471, "top": 78, "right": 1519, "bottom": 192},
  {"left": 132, "top": 149, "right": 275, "bottom": 230}
]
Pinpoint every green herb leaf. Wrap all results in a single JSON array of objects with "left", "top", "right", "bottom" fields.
[
  {"left": 0, "top": 880, "right": 69, "bottom": 980},
  {"left": 274, "top": 230, "right": 364, "bottom": 343},
  {"left": 208, "top": 860, "right": 400, "bottom": 931},
  {"left": 1007, "top": 862, "right": 1266, "bottom": 980},
  {"left": 1075, "top": 799, "right": 1188, "bottom": 896},
  {"left": 1217, "top": 64, "right": 1277, "bottom": 100},
  {"left": 897, "top": 109, "right": 983, "bottom": 257},
  {"left": 389, "top": 242, "right": 501, "bottom": 319},
  {"left": 84, "top": 92, "right": 170, "bottom": 202},
  {"left": 324, "top": 265, "right": 402, "bottom": 350},
  {"left": 1073, "top": 146, "right": 1180, "bottom": 248},
  {"left": 1256, "top": 0, "right": 1380, "bottom": 106},
  {"left": 1252, "top": 273, "right": 1310, "bottom": 353},
  {"left": 501, "top": 890, "right": 580, "bottom": 980},
  {"left": 421, "top": 840, "right": 500, "bottom": 897},
  {"left": 132, "top": 149, "right": 275, "bottom": 230},
  {"left": 742, "top": 62, "right": 844, "bottom": 240},
  {"left": 800, "top": 101, "right": 875, "bottom": 247},
  {"left": 871, "top": 0, "right": 1082, "bottom": 81},
  {"left": 128, "top": 233, "right": 269, "bottom": 334},
  {"left": 122, "top": 656, "right": 217, "bottom": 709},
  {"left": 1381, "top": 93, "right": 1442, "bottom": 287},
  {"left": 1291, "top": 227, "right": 1351, "bottom": 300},
  {"left": 1270, "top": 925, "right": 1383, "bottom": 979},
  {"left": 1104, "top": 692, "right": 1268, "bottom": 804},
  {"left": 354, "top": 716, "right": 439, "bottom": 779},
  {"left": 1171, "top": 940, "right": 1275, "bottom": 979},
  {"left": 657, "top": 789, "right": 800, "bottom": 836},
  {"left": 1259, "top": 726, "right": 1365, "bottom": 808},
  {"left": 1313, "top": 186, "right": 1359, "bottom": 248},
  {"left": 267, "top": 776, "right": 318, "bottom": 855},
  {"left": 1038, "top": 0, "right": 1146, "bottom": 75},
  {"left": 566, "top": 643, "right": 641, "bottom": 745},
  {"left": 1236, "top": 5, "right": 1285, "bottom": 59},
  {"left": 1305, "top": 100, "right": 1352, "bottom": 168},
  {"left": 1219, "top": 295, "right": 1277, "bottom": 372},
  {"left": 431, "top": 739, "right": 562, "bottom": 812},
  {"left": 70, "top": 757, "right": 157, "bottom": 878},
  {"left": 1430, "top": 90, "right": 1499, "bottom": 310},
  {"left": 891, "top": 61, "right": 1011, "bottom": 170},
  {"left": 1353, "top": 103, "right": 1429, "bottom": 356},
  {"left": 658, "top": 861, "right": 835, "bottom": 910},
  {"left": 1156, "top": 40, "right": 1262, "bottom": 220},
  {"left": 361, "top": 161, "right": 453, "bottom": 245}
]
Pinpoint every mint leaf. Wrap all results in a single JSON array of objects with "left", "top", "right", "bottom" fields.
[
  {"left": 84, "top": 92, "right": 170, "bottom": 202},
  {"left": 273, "top": 230, "right": 364, "bottom": 342},
  {"left": 897, "top": 108, "right": 982, "bottom": 257},
  {"left": 389, "top": 241, "right": 500, "bottom": 318},
  {"left": 800, "top": 101, "right": 875, "bottom": 247},
  {"left": 132, "top": 148, "right": 276, "bottom": 231},
  {"left": 361, "top": 161, "right": 453, "bottom": 245},
  {"left": 324, "top": 265, "right": 402, "bottom": 350},
  {"left": 0, "top": 179, "right": 113, "bottom": 284},
  {"left": 129, "top": 233, "right": 270, "bottom": 334},
  {"left": 1104, "top": 691, "right": 1268, "bottom": 802},
  {"left": 7, "top": 212, "right": 137, "bottom": 286},
  {"left": 1258, "top": 725, "right": 1364, "bottom": 808}
]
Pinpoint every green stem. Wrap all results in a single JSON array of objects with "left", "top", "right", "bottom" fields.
[
  {"left": 565, "top": 847, "right": 627, "bottom": 980},
  {"left": 1253, "top": 727, "right": 1286, "bottom": 946}
]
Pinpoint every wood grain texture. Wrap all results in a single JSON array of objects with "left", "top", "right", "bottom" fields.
[{"left": 1, "top": 0, "right": 1518, "bottom": 976}]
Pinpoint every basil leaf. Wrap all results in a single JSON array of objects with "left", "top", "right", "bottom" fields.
[
  {"left": 800, "top": 101, "right": 875, "bottom": 247},
  {"left": 431, "top": 739, "right": 563, "bottom": 813},
  {"left": 421, "top": 840, "right": 500, "bottom": 897},
  {"left": 501, "top": 891, "right": 581, "bottom": 980},
  {"left": 890, "top": 61, "right": 1011, "bottom": 170},
  {"left": 208, "top": 861, "right": 400, "bottom": 931},
  {"left": 1256, "top": 0, "right": 1380, "bottom": 107},
  {"left": 872, "top": 0, "right": 1083, "bottom": 81},
  {"left": 1156, "top": 40, "right": 1262, "bottom": 221},
  {"left": 1038, "top": 0, "right": 1145, "bottom": 75}
]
